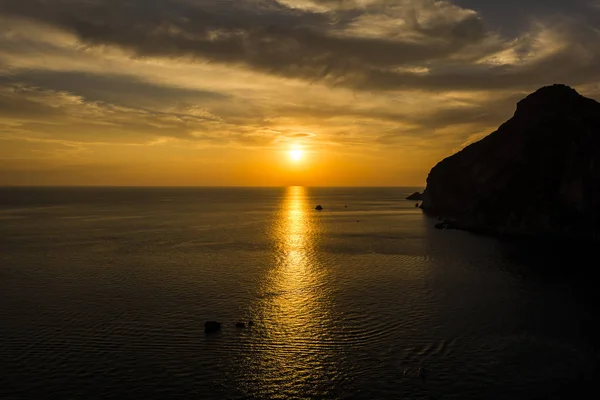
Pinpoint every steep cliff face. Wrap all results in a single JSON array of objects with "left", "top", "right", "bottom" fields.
[{"left": 421, "top": 84, "right": 600, "bottom": 237}]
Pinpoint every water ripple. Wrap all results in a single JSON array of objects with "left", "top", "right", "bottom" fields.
[{"left": 1, "top": 187, "right": 596, "bottom": 399}]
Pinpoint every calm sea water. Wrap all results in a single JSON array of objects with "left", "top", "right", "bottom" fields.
[{"left": 0, "top": 187, "right": 596, "bottom": 399}]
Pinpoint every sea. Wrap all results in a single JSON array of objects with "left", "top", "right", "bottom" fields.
[{"left": 0, "top": 187, "right": 596, "bottom": 399}]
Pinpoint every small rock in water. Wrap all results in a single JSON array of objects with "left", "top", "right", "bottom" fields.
[
  {"left": 435, "top": 220, "right": 458, "bottom": 230},
  {"left": 248, "top": 320, "right": 254, "bottom": 326},
  {"left": 204, "top": 321, "right": 221, "bottom": 334},
  {"left": 315, "top": 205, "right": 323, "bottom": 211},
  {"left": 235, "top": 322, "right": 246, "bottom": 328}
]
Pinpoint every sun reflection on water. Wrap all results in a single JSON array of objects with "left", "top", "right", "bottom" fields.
[
  {"left": 249, "top": 186, "right": 339, "bottom": 397},
  {"left": 271, "top": 187, "right": 324, "bottom": 330}
]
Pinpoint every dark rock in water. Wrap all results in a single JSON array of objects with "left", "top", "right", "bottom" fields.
[
  {"left": 435, "top": 220, "right": 459, "bottom": 230},
  {"left": 248, "top": 320, "right": 254, "bottom": 326},
  {"left": 421, "top": 84, "right": 600, "bottom": 239},
  {"left": 315, "top": 205, "right": 323, "bottom": 211},
  {"left": 406, "top": 192, "right": 424, "bottom": 201},
  {"left": 345, "top": 205, "right": 348, "bottom": 208},
  {"left": 235, "top": 322, "right": 245, "bottom": 328},
  {"left": 204, "top": 321, "right": 221, "bottom": 333}
]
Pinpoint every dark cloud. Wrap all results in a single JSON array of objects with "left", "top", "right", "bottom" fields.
[
  {"left": 452, "top": 0, "right": 600, "bottom": 34},
  {"left": 0, "top": 88, "right": 64, "bottom": 120},
  {"left": 345, "top": 20, "right": 600, "bottom": 91},
  {"left": 1, "top": 0, "right": 598, "bottom": 93},
  {"left": 0, "top": 0, "right": 501, "bottom": 91},
  {"left": 0, "top": 71, "right": 227, "bottom": 110}
]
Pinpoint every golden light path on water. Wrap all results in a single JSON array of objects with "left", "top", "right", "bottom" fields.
[{"left": 249, "top": 186, "right": 343, "bottom": 398}]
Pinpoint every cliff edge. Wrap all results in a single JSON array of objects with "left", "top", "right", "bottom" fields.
[{"left": 421, "top": 84, "right": 600, "bottom": 239}]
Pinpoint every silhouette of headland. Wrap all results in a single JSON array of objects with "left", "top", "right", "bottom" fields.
[{"left": 420, "top": 84, "right": 600, "bottom": 240}]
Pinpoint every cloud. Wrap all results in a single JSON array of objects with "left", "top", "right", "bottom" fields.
[
  {"left": 0, "top": 1, "right": 497, "bottom": 89},
  {"left": 0, "top": 80, "right": 320, "bottom": 151},
  {"left": 0, "top": 83, "right": 220, "bottom": 144},
  {"left": 0, "top": 70, "right": 228, "bottom": 111},
  {"left": 1, "top": 0, "right": 598, "bottom": 95}
]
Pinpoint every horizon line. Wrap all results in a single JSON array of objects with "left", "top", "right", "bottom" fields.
[{"left": 0, "top": 185, "right": 426, "bottom": 189}]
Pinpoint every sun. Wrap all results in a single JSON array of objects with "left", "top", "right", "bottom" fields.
[{"left": 289, "top": 149, "right": 304, "bottom": 162}]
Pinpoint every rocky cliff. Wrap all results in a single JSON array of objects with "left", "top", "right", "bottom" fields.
[{"left": 421, "top": 84, "right": 600, "bottom": 238}]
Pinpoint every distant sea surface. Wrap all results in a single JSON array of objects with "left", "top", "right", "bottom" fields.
[{"left": 0, "top": 187, "right": 596, "bottom": 399}]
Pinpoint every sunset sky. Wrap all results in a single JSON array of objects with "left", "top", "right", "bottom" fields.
[{"left": 1, "top": 0, "right": 600, "bottom": 186}]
